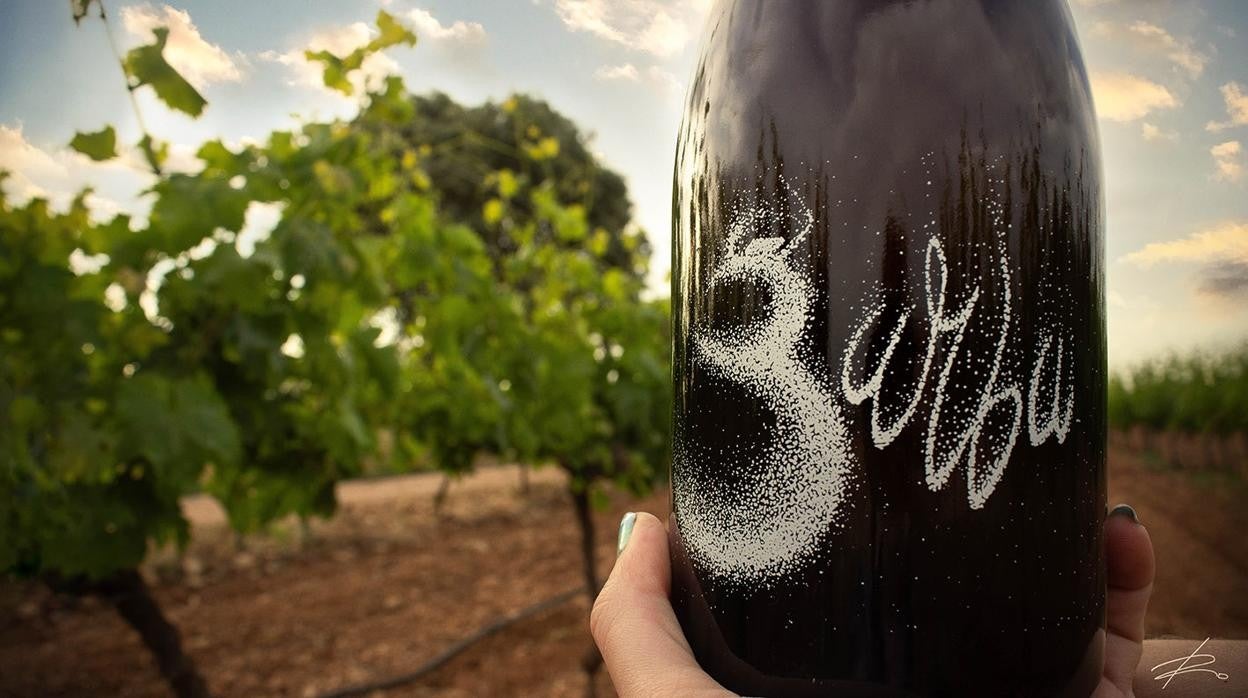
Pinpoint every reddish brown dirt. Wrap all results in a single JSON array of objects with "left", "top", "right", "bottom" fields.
[
  {"left": 1104, "top": 443, "right": 1248, "bottom": 638},
  {"left": 0, "top": 446, "right": 1244, "bottom": 697}
]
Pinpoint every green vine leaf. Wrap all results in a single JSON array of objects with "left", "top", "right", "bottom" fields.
[
  {"left": 372, "top": 10, "right": 418, "bottom": 50},
  {"left": 305, "top": 10, "right": 415, "bottom": 96},
  {"left": 124, "top": 27, "right": 207, "bottom": 117},
  {"left": 304, "top": 49, "right": 355, "bottom": 95},
  {"left": 70, "top": 126, "right": 118, "bottom": 161}
]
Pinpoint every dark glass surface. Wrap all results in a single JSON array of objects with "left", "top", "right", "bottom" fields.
[{"left": 669, "top": 1, "right": 1106, "bottom": 696}]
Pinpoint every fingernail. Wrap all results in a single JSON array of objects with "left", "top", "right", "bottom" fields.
[
  {"left": 616, "top": 512, "right": 638, "bottom": 556},
  {"left": 1109, "top": 503, "right": 1141, "bottom": 525}
]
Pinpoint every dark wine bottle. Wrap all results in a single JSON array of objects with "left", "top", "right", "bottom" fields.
[{"left": 669, "top": 1, "right": 1106, "bottom": 696}]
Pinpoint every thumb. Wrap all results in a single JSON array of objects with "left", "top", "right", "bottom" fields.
[
  {"left": 1100, "top": 503, "right": 1155, "bottom": 694},
  {"left": 590, "top": 512, "right": 733, "bottom": 697}
]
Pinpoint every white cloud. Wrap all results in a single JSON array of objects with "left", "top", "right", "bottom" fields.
[
  {"left": 1211, "top": 140, "right": 1243, "bottom": 182},
  {"left": 0, "top": 123, "right": 68, "bottom": 187},
  {"left": 1127, "top": 221, "right": 1248, "bottom": 267},
  {"left": 554, "top": 0, "right": 692, "bottom": 57},
  {"left": 1206, "top": 82, "right": 1248, "bottom": 132},
  {"left": 593, "top": 63, "right": 681, "bottom": 95},
  {"left": 646, "top": 65, "right": 681, "bottom": 95},
  {"left": 1124, "top": 21, "right": 1209, "bottom": 78},
  {"left": 1090, "top": 72, "right": 1178, "bottom": 122},
  {"left": 163, "top": 142, "right": 204, "bottom": 174},
  {"left": 595, "top": 63, "right": 641, "bottom": 81},
  {"left": 636, "top": 8, "right": 689, "bottom": 57},
  {"left": 1090, "top": 21, "right": 1207, "bottom": 79},
  {"left": 1140, "top": 122, "right": 1176, "bottom": 142},
  {"left": 404, "top": 8, "right": 486, "bottom": 44},
  {"left": 121, "top": 4, "right": 246, "bottom": 89},
  {"left": 1106, "top": 288, "right": 1161, "bottom": 320},
  {"left": 1127, "top": 221, "right": 1248, "bottom": 301},
  {"left": 259, "top": 22, "right": 401, "bottom": 98},
  {"left": 0, "top": 123, "right": 147, "bottom": 220}
]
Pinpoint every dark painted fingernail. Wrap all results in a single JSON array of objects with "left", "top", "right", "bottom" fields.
[
  {"left": 617, "top": 512, "right": 638, "bottom": 556},
  {"left": 1109, "top": 503, "right": 1140, "bottom": 525}
]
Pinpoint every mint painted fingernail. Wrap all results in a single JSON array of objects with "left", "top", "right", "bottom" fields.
[
  {"left": 617, "top": 512, "right": 638, "bottom": 556},
  {"left": 1109, "top": 503, "right": 1141, "bottom": 525}
]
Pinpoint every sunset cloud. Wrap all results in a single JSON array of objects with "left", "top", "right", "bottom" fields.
[
  {"left": 1211, "top": 140, "right": 1243, "bottom": 182},
  {"left": 1127, "top": 221, "right": 1248, "bottom": 268},
  {"left": 1091, "top": 72, "right": 1178, "bottom": 122},
  {"left": 553, "top": 0, "right": 692, "bottom": 57},
  {"left": 1126, "top": 21, "right": 1208, "bottom": 78},
  {"left": 594, "top": 63, "right": 641, "bottom": 81},
  {"left": 1140, "top": 122, "right": 1176, "bottom": 142},
  {"left": 647, "top": 65, "right": 681, "bottom": 95},
  {"left": 1126, "top": 221, "right": 1248, "bottom": 300},
  {"left": 1093, "top": 20, "right": 1209, "bottom": 79},
  {"left": 594, "top": 63, "right": 681, "bottom": 95},
  {"left": 1206, "top": 82, "right": 1248, "bottom": 132},
  {"left": 404, "top": 8, "right": 487, "bottom": 44}
]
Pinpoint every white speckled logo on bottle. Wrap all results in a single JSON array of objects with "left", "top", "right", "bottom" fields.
[{"left": 674, "top": 161, "right": 1076, "bottom": 585}]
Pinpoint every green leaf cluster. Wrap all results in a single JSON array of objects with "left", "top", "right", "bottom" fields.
[
  {"left": 3, "top": 8, "right": 670, "bottom": 583},
  {"left": 353, "top": 92, "right": 641, "bottom": 272},
  {"left": 0, "top": 195, "right": 193, "bottom": 577}
]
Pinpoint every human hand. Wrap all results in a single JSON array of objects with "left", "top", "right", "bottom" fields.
[
  {"left": 591, "top": 506, "right": 1155, "bottom": 697},
  {"left": 590, "top": 511, "right": 733, "bottom": 696},
  {"left": 1094, "top": 504, "right": 1155, "bottom": 698}
]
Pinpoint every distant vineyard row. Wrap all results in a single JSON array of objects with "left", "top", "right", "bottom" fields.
[{"left": 1109, "top": 344, "right": 1248, "bottom": 436}]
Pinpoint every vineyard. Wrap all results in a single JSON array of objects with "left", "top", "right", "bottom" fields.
[
  {"left": 1, "top": 5, "right": 1246, "bottom": 698},
  {"left": 3, "top": 6, "right": 666, "bottom": 696},
  {"left": 1109, "top": 345, "right": 1248, "bottom": 476}
]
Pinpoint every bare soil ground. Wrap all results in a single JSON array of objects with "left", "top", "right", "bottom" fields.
[
  {"left": 1105, "top": 444, "right": 1248, "bottom": 638},
  {"left": 1, "top": 445, "right": 1244, "bottom": 697}
]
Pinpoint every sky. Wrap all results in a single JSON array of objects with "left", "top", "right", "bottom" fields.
[{"left": 0, "top": 0, "right": 1245, "bottom": 368}]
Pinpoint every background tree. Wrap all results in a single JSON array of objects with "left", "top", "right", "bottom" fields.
[{"left": 354, "top": 92, "right": 642, "bottom": 272}]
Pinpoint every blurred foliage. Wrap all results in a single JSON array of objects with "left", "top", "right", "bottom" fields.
[
  {"left": 70, "top": 126, "right": 118, "bottom": 161},
  {"left": 1108, "top": 344, "right": 1248, "bottom": 435},
  {"left": 304, "top": 11, "right": 416, "bottom": 96},
  {"left": 124, "top": 26, "right": 207, "bottom": 117},
  {"left": 1, "top": 9, "right": 671, "bottom": 582}
]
